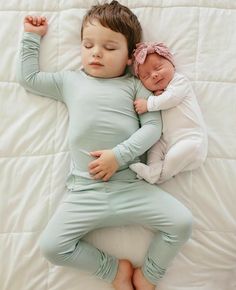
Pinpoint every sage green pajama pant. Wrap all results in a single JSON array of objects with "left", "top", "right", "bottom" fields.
[{"left": 39, "top": 173, "right": 192, "bottom": 285}]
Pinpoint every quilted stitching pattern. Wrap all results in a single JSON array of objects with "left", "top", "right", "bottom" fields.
[{"left": 1, "top": 1, "right": 236, "bottom": 289}]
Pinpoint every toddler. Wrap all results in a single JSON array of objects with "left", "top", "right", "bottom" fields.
[
  {"left": 130, "top": 42, "right": 208, "bottom": 184},
  {"left": 18, "top": 2, "right": 193, "bottom": 290}
]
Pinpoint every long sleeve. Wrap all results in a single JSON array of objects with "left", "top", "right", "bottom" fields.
[
  {"left": 147, "top": 73, "right": 189, "bottom": 111},
  {"left": 17, "top": 32, "right": 64, "bottom": 102},
  {"left": 112, "top": 80, "right": 162, "bottom": 167}
]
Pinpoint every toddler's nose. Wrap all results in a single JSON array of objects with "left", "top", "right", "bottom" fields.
[{"left": 92, "top": 46, "right": 102, "bottom": 58}]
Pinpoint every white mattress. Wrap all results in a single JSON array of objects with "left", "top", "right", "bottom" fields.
[{"left": 1, "top": 1, "right": 236, "bottom": 289}]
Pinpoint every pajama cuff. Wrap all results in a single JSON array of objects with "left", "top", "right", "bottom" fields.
[
  {"left": 112, "top": 147, "right": 126, "bottom": 167},
  {"left": 94, "top": 252, "right": 119, "bottom": 283},
  {"left": 24, "top": 32, "right": 41, "bottom": 43},
  {"left": 142, "top": 256, "right": 166, "bottom": 285}
]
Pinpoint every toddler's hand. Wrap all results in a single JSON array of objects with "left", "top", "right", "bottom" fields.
[
  {"left": 24, "top": 15, "right": 48, "bottom": 36},
  {"left": 88, "top": 150, "right": 119, "bottom": 181},
  {"left": 134, "top": 99, "right": 148, "bottom": 114}
]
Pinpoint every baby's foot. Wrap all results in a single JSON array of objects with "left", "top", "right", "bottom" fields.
[
  {"left": 112, "top": 259, "right": 134, "bottom": 290},
  {"left": 133, "top": 268, "right": 156, "bottom": 290},
  {"left": 129, "top": 163, "right": 144, "bottom": 180},
  {"left": 129, "top": 163, "right": 161, "bottom": 184}
]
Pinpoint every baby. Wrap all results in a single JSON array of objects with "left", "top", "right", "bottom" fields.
[{"left": 130, "top": 42, "right": 208, "bottom": 184}]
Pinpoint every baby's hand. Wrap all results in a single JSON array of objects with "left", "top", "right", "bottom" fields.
[
  {"left": 24, "top": 15, "right": 48, "bottom": 36},
  {"left": 88, "top": 150, "right": 119, "bottom": 181},
  {"left": 134, "top": 99, "right": 148, "bottom": 114}
]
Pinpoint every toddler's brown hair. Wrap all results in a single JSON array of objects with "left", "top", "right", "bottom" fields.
[{"left": 81, "top": 0, "right": 142, "bottom": 58}]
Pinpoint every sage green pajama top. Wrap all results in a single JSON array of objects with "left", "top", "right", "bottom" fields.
[{"left": 18, "top": 32, "right": 162, "bottom": 187}]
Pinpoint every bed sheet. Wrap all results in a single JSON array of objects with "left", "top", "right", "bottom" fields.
[{"left": 1, "top": 1, "right": 236, "bottom": 290}]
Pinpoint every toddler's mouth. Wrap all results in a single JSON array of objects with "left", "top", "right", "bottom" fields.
[{"left": 90, "top": 61, "right": 104, "bottom": 66}]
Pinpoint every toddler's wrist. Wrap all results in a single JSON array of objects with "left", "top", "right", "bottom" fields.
[{"left": 24, "top": 28, "right": 42, "bottom": 36}]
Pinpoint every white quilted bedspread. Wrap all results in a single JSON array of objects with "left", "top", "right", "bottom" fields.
[{"left": 1, "top": 1, "right": 236, "bottom": 290}]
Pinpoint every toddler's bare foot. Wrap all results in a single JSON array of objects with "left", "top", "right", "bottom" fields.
[
  {"left": 133, "top": 268, "right": 156, "bottom": 290},
  {"left": 112, "top": 259, "right": 134, "bottom": 290}
]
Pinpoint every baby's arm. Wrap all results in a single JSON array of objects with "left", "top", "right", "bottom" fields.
[
  {"left": 17, "top": 16, "right": 64, "bottom": 101},
  {"left": 134, "top": 98, "right": 148, "bottom": 114},
  {"left": 147, "top": 75, "right": 188, "bottom": 111}
]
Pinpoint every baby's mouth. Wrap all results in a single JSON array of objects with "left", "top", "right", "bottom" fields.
[{"left": 155, "top": 78, "right": 164, "bottom": 88}]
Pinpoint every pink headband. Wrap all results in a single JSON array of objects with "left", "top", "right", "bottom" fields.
[{"left": 133, "top": 42, "right": 175, "bottom": 76}]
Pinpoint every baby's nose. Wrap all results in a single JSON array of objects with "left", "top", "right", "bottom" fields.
[{"left": 152, "top": 72, "right": 160, "bottom": 79}]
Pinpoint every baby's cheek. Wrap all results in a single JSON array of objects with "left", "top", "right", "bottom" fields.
[
  {"left": 143, "top": 80, "right": 156, "bottom": 92},
  {"left": 140, "top": 78, "right": 149, "bottom": 88}
]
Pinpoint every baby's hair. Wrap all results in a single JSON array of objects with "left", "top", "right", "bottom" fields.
[{"left": 81, "top": 0, "right": 142, "bottom": 58}]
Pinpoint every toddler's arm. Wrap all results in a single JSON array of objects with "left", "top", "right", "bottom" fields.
[
  {"left": 112, "top": 82, "right": 162, "bottom": 168},
  {"left": 88, "top": 82, "right": 162, "bottom": 181},
  {"left": 112, "top": 110, "right": 162, "bottom": 166},
  {"left": 88, "top": 108, "right": 162, "bottom": 181},
  {"left": 17, "top": 16, "right": 64, "bottom": 101}
]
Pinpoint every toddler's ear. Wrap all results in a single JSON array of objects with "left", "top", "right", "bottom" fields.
[{"left": 127, "top": 58, "right": 133, "bottom": 66}]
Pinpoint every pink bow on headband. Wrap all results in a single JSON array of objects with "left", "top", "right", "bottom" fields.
[{"left": 133, "top": 42, "right": 175, "bottom": 76}]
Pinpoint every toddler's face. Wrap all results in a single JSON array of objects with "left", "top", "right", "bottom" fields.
[
  {"left": 138, "top": 53, "right": 175, "bottom": 92},
  {"left": 81, "top": 20, "right": 132, "bottom": 78}
]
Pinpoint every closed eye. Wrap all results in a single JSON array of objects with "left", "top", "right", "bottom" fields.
[
  {"left": 140, "top": 74, "right": 150, "bottom": 80},
  {"left": 154, "top": 65, "right": 161, "bottom": 71},
  {"left": 84, "top": 44, "right": 93, "bottom": 49},
  {"left": 82, "top": 41, "right": 93, "bottom": 49},
  {"left": 104, "top": 46, "right": 117, "bottom": 51}
]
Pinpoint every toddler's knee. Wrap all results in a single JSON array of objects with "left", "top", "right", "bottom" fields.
[
  {"left": 175, "top": 208, "right": 193, "bottom": 243},
  {"left": 39, "top": 231, "right": 63, "bottom": 265}
]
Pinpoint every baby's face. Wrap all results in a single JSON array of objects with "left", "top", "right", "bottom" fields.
[
  {"left": 81, "top": 20, "right": 132, "bottom": 78},
  {"left": 138, "top": 53, "right": 175, "bottom": 92}
]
